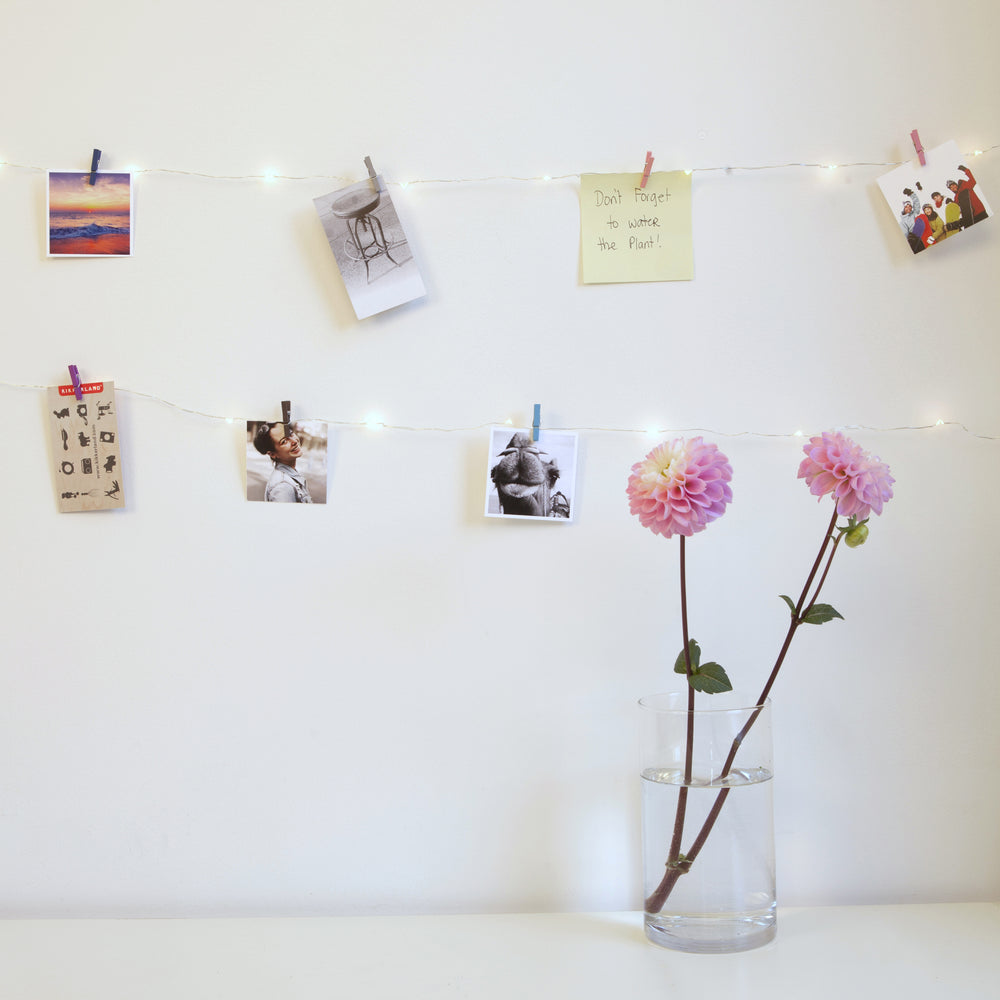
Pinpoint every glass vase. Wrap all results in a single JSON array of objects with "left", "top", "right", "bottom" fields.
[{"left": 638, "top": 691, "right": 776, "bottom": 953}]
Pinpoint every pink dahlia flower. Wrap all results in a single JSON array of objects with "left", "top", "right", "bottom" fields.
[
  {"left": 627, "top": 437, "right": 733, "bottom": 538},
  {"left": 798, "top": 431, "right": 894, "bottom": 519}
]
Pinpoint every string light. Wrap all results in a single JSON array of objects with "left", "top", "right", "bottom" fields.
[
  {"left": 2, "top": 379, "right": 993, "bottom": 441},
  {"left": 0, "top": 143, "right": 995, "bottom": 186}
]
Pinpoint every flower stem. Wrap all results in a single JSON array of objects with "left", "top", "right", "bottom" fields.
[
  {"left": 664, "top": 537, "right": 695, "bottom": 869},
  {"left": 645, "top": 503, "right": 841, "bottom": 914}
]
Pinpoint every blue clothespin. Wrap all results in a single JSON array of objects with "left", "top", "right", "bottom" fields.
[
  {"left": 532, "top": 404, "right": 541, "bottom": 442},
  {"left": 88, "top": 149, "right": 102, "bottom": 186},
  {"left": 68, "top": 365, "right": 83, "bottom": 401}
]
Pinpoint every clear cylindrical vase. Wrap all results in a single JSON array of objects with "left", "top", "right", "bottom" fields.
[{"left": 639, "top": 691, "right": 775, "bottom": 953}]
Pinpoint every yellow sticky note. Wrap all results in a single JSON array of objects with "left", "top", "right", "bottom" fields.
[{"left": 580, "top": 171, "right": 693, "bottom": 283}]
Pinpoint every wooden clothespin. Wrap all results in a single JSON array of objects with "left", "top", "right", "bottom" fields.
[
  {"left": 364, "top": 155, "right": 382, "bottom": 192},
  {"left": 640, "top": 151, "right": 654, "bottom": 189}
]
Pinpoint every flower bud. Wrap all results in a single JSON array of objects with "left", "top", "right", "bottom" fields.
[{"left": 844, "top": 523, "right": 869, "bottom": 548}]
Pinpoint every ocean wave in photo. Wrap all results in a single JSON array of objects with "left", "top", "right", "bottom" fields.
[{"left": 49, "top": 223, "right": 131, "bottom": 240}]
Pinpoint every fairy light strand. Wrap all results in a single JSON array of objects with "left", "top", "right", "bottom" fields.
[
  {"left": 3, "top": 142, "right": 997, "bottom": 441},
  {"left": 1, "top": 144, "right": 996, "bottom": 185},
  {"left": 1, "top": 380, "right": 995, "bottom": 441}
]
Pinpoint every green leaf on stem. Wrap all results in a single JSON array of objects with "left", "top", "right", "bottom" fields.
[
  {"left": 674, "top": 639, "right": 733, "bottom": 693},
  {"left": 673, "top": 639, "right": 701, "bottom": 675},
  {"left": 688, "top": 662, "right": 733, "bottom": 694},
  {"left": 800, "top": 603, "right": 844, "bottom": 625},
  {"left": 779, "top": 594, "right": 797, "bottom": 617}
]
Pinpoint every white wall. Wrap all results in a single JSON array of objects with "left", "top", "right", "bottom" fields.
[{"left": 1, "top": 0, "right": 998, "bottom": 916}]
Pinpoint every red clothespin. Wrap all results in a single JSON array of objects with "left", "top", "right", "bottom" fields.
[
  {"left": 88, "top": 149, "right": 102, "bottom": 186},
  {"left": 910, "top": 130, "right": 926, "bottom": 167},
  {"left": 68, "top": 365, "right": 83, "bottom": 401},
  {"left": 640, "top": 151, "right": 654, "bottom": 189}
]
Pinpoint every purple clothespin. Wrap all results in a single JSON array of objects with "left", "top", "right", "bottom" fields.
[
  {"left": 69, "top": 365, "right": 83, "bottom": 401},
  {"left": 910, "top": 130, "right": 926, "bottom": 167}
]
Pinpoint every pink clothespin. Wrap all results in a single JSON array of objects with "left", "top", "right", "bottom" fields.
[
  {"left": 910, "top": 130, "right": 926, "bottom": 167},
  {"left": 68, "top": 365, "right": 83, "bottom": 401},
  {"left": 640, "top": 151, "right": 654, "bottom": 189}
]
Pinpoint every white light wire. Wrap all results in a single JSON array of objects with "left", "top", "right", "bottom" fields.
[
  {"left": 1, "top": 380, "right": 996, "bottom": 441},
  {"left": 1, "top": 144, "right": 996, "bottom": 184}
]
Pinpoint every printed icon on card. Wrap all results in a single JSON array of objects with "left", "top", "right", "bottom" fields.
[
  {"left": 246, "top": 419, "right": 329, "bottom": 504},
  {"left": 48, "top": 378, "right": 125, "bottom": 511},
  {"left": 485, "top": 427, "right": 578, "bottom": 521},
  {"left": 313, "top": 160, "right": 425, "bottom": 319},
  {"left": 877, "top": 140, "right": 991, "bottom": 255},
  {"left": 47, "top": 170, "right": 133, "bottom": 257}
]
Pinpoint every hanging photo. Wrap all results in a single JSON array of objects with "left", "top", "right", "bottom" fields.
[
  {"left": 47, "top": 171, "right": 133, "bottom": 256},
  {"left": 246, "top": 420, "right": 329, "bottom": 504},
  {"left": 48, "top": 380, "right": 125, "bottom": 511},
  {"left": 485, "top": 427, "right": 578, "bottom": 521},
  {"left": 877, "top": 140, "right": 991, "bottom": 255},
  {"left": 314, "top": 175, "right": 425, "bottom": 320}
]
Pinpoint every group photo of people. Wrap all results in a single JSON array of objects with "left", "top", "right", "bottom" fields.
[{"left": 878, "top": 140, "right": 992, "bottom": 255}]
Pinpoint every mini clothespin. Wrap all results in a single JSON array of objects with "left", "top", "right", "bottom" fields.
[
  {"left": 364, "top": 155, "right": 382, "bottom": 192},
  {"left": 531, "top": 404, "right": 541, "bottom": 443},
  {"left": 68, "top": 365, "right": 83, "bottom": 401},
  {"left": 640, "top": 151, "right": 654, "bottom": 189},
  {"left": 88, "top": 149, "right": 102, "bottom": 186},
  {"left": 281, "top": 400, "right": 292, "bottom": 430},
  {"left": 910, "top": 130, "right": 926, "bottom": 167}
]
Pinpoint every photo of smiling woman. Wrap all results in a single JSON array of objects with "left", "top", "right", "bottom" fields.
[{"left": 246, "top": 420, "right": 329, "bottom": 504}]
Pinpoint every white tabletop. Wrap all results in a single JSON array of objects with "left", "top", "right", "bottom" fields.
[{"left": 0, "top": 903, "right": 996, "bottom": 999}]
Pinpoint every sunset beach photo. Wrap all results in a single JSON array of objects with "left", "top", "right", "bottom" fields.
[{"left": 47, "top": 171, "right": 133, "bottom": 256}]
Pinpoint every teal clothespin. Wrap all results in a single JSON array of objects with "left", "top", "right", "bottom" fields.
[{"left": 532, "top": 404, "right": 541, "bottom": 442}]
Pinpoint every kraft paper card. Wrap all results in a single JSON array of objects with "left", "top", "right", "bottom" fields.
[{"left": 48, "top": 380, "right": 125, "bottom": 511}]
